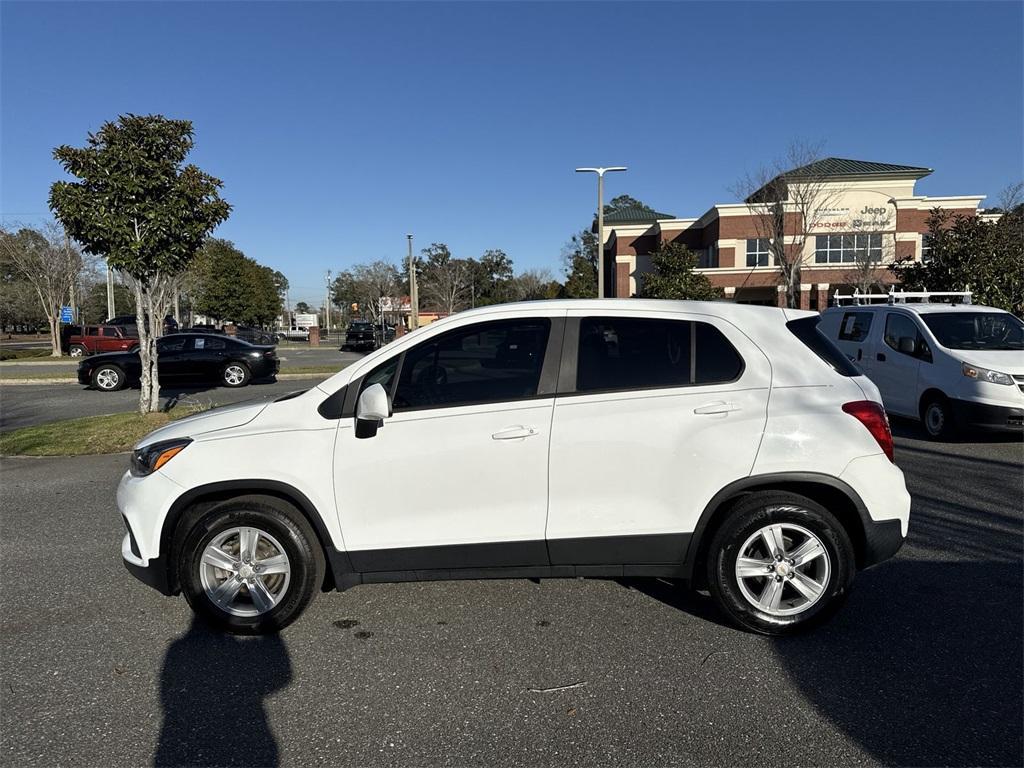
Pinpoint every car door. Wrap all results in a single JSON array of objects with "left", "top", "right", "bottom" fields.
[
  {"left": 333, "top": 311, "right": 563, "bottom": 572},
  {"left": 834, "top": 310, "right": 876, "bottom": 374},
  {"left": 156, "top": 336, "right": 189, "bottom": 379},
  {"left": 545, "top": 309, "right": 771, "bottom": 569},
  {"left": 189, "top": 335, "right": 229, "bottom": 379},
  {"left": 870, "top": 311, "right": 927, "bottom": 417}
]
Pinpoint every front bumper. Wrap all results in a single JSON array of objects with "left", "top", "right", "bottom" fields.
[
  {"left": 77, "top": 367, "right": 91, "bottom": 385},
  {"left": 122, "top": 533, "right": 174, "bottom": 595},
  {"left": 950, "top": 398, "right": 1024, "bottom": 431}
]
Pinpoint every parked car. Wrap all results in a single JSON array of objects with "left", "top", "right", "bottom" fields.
[
  {"left": 106, "top": 314, "right": 179, "bottom": 337},
  {"left": 79, "top": 333, "right": 279, "bottom": 391},
  {"left": 820, "top": 301, "right": 1024, "bottom": 438},
  {"left": 117, "top": 300, "right": 909, "bottom": 636},
  {"left": 279, "top": 327, "right": 310, "bottom": 341},
  {"left": 232, "top": 326, "right": 280, "bottom": 345},
  {"left": 341, "top": 320, "right": 377, "bottom": 351},
  {"left": 67, "top": 325, "right": 138, "bottom": 357}
]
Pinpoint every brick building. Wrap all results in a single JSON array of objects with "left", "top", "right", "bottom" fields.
[{"left": 602, "top": 158, "right": 987, "bottom": 309}]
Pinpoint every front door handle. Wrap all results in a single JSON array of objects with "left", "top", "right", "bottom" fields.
[
  {"left": 693, "top": 401, "right": 741, "bottom": 415},
  {"left": 492, "top": 425, "right": 539, "bottom": 440}
]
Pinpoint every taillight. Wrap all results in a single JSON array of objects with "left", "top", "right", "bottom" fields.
[{"left": 842, "top": 401, "right": 894, "bottom": 463}]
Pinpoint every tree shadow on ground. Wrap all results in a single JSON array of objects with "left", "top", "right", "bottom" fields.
[{"left": 155, "top": 618, "right": 292, "bottom": 767}]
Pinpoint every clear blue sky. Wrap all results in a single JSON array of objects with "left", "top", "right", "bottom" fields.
[{"left": 3, "top": 1, "right": 1022, "bottom": 306}]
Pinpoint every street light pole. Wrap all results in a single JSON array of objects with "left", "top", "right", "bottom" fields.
[
  {"left": 575, "top": 166, "right": 627, "bottom": 298},
  {"left": 407, "top": 234, "right": 419, "bottom": 329},
  {"left": 324, "top": 270, "right": 332, "bottom": 333}
]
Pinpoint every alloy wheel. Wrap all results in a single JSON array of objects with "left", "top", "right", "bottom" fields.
[
  {"left": 734, "top": 521, "right": 831, "bottom": 617},
  {"left": 224, "top": 364, "right": 246, "bottom": 386},
  {"left": 199, "top": 526, "right": 291, "bottom": 617},
  {"left": 95, "top": 368, "right": 120, "bottom": 390}
]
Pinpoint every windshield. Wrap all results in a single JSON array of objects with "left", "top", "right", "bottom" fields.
[
  {"left": 349, "top": 322, "right": 373, "bottom": 330},
  {"left": 921, "top": 312, "right": 1024, "bottom": 351}
]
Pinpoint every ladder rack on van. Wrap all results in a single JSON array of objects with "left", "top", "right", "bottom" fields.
[{"left": 832, "top": 286, "right": 972, "bottom": 306}]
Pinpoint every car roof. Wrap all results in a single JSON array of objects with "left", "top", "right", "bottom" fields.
[{"left": 431, "top": 298, "right": 796, "bottom": 323}]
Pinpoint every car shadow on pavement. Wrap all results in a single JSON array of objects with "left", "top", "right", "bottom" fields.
[
  {"left": 771, "top": 466, "right": 1023, "bottom": 766},
  {"left": 155, "top": 618, "right": 292, "bottom": 768}
]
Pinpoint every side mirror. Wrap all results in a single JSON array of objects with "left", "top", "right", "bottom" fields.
[
  {"left": 355, "top": 383, "right": 390, "bottom": 438},
  {"left": 897, "top": 336, "right": 916, "bottom": 355}
]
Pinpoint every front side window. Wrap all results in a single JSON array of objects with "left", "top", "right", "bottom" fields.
[
  {"left": 838, "top": 311, "right": 873, "bottom": 342},
  {"left": 884, "top": 313, "right": 930, "bottom": 360},
  {"left": 815, "top": 233, "right": 883, "bottom": 264},
  {"left": 391, "top": 318, "right": 550, "bottom": 411},
  {"left": 577, "top": 317, "right": 743, "bottom": 393},
  {"left": 746, "top": 238, "right": 771, "bottom": 267},
  {"left": 158, "top": 338, "right": 186, "bottom": 353}
]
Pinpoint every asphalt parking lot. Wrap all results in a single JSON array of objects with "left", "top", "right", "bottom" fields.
[{"left": 1, "top": 412, "right": 1020, "bottom": 767}]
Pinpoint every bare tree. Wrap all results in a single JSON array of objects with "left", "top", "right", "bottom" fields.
[
  {"left": 732, "top": 141, "right": 845, "bottom": 308},
  {"left": 331, "top": 261, "right": 401, "bottom": 324},
  {"left": 0, "top": 222, "right": 85, "bottom": 356},
  {"left": 510, "top": 268, "right": 556, "bottom": 301},
  {"left": 418, "top": 243, "right": 471, "bottom": 315}
]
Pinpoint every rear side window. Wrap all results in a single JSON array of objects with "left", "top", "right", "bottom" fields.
[
  {"left": 786, "top": 316, "right": 860, "bottom": 376},
  {"left": 838, "top": 311, "right": 873, "bottom": 342},
  {"left": 576, "top": 317, "right": 743, "bottom": 393}
]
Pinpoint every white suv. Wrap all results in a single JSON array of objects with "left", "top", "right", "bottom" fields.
[{"left": 118, "top": 300, "right": 910, "bottom": 636}]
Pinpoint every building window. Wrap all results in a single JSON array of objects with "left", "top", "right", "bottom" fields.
[
  {"left": 746, "top": 238, "right": 770, "bottom": 267},
  {"left": 921, "top": 235, "right": 934, "bottom": 263},
  {"left": 697, "top": 244, "right": 719, "bottom": 269},
  {"left": 814, "top": 233, "right": 883, "bottom": 264}
]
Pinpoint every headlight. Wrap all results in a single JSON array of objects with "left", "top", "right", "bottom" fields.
[
  {"left": 962, "top": 362, "right": 1014, "bottom": 386},
  {"left": 130, "top": 438, "right": 192, "bottom": 477}
]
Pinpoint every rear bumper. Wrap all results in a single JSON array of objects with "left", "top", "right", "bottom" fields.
[
  {"left": 950, "top": 398, "right": 1024, "bottom": 431},
  {"left": 861, "top": 518, "right": 905, "bottom": 568}
]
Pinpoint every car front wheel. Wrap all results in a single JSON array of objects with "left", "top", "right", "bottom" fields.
[
  {"left": 921, "top": 395, "right": 955, "bottom": 440},
  {"left": 177, "top": 496, "right": 324, "bottom": 634},
  {"left": 706, "top": 492, "right": 855, "bottom": 635},
  {"left": 92, "top": 364, "right": 126, "bottom": 391},
  {"left": 222, "top": 362, "right": 251, "bottom": 388}
]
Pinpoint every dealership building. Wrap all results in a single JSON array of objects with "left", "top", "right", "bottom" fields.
[{"left": 602, "top": 158, "right": 988, "bottom": 309}]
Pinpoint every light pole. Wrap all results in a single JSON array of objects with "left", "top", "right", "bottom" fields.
[
  {"left": 324, "top": 270, "right": 332, "bottom": 333},
  {"left": 575, "top": 166, "right": 627, "bottom": 298},
  {"left": 407, "top": 234, "right": 419, "bottom": 329}
]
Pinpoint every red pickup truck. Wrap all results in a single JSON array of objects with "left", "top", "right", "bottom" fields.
[{"left": 68, "top": 325, "right": 139, "bottom": 357}]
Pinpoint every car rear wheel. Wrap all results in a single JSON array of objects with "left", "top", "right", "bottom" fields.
[
  {"left": 92, "top": 364, "right": 126, "bottom": 391},
  {"left": 921, "top": 394, "right": 955, "bottom": 440},
  {"left": 222, "top": 362, "right": 251, "bottom": 388},
  {"left": 69, "top": 345, "right": 87, "bottom": 358},
  {"left": 706, "top": 491, "right": 855, "bottom": 635},
  {"left": 177, "top": 496, "right": 324, "bottom": 634}
]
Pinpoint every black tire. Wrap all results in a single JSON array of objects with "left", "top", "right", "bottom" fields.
[
  {"left": 921, "top": 393, "right": 956, "bottom": 440},
  {"left": 176, "top": 496, "right": 325, "bottom": 635},
  {"left": 706, "top": 491, "right": 855, "bottom": 636},
  {"left": 69, "top": 344, "right": 88, "bottom": 358},
  {"left": 91, "top": 364, "right": 127, "bottom": 391},
  {"left": 221, "top": 361, "right": 251, "bottom": 388}
]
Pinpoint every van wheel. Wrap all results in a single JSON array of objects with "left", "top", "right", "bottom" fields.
[
  {"left": 921, "top": 395, "right": 955, "bottom": 440},
  {"left": 706, "top": 492, "right": 855, "bottom": 636},
  {"left": 92, "top": 364, "right": 126, "bottom": 391},
  {"left": 69, "top": 345, "right": 87, "bottom": 358},
  {"left": 177, "top": 496, "right": 324, "bottom": 635}
]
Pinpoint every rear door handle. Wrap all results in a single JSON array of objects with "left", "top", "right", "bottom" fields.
[
  {"left": 876, "top": 353, "right": 886, "bottom": 362},
  {"left": 693, "top": 401, "right": 741, "bottom": 415},
  {"left": 491, "top": 425, "right": 539, "bottom": 440}
]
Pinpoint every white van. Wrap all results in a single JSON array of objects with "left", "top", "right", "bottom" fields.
[{"left": 820, "top": 299, "right": 1024, "bottom": 439}]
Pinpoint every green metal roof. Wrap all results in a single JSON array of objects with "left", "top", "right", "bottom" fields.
[
  {"left": 783, "top": 157, "right": 933, "bottom": 179},
  {"left": 601, "top": 206, "right": 676, "bottom": 224}
]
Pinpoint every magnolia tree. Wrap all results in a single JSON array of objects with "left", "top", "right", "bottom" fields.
[{"left": 50, "top": 114, "right": 230, "bottom": 413}]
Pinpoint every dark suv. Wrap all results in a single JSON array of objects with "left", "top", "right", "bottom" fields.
[{"left": 342, "top": 321, "right": 377, "bottom": 352}]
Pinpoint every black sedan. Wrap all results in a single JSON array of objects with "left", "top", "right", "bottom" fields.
[{"left": 77, "top": 334, "right": 279, "bottom": 392}]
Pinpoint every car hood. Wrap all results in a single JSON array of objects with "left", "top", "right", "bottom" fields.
[
  {"left": 135, "top": 399, "right": 271, "bottom": 448},
  {"left": 953, "top": 349, "right": 1024, "bottom": 375}
]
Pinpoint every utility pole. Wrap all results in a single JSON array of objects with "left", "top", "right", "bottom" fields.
[
  {"left": 575, "top": 166, "right": 627, "bottom": 298},
  {"left": 324, "top": 270, "right": 332, "bottom": 333},
  {"left": 407, "top": 234, "right": 419, "bottom": 329},
  {"left": 105, "top": 263, "right": 115, "bottom": 320}
]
